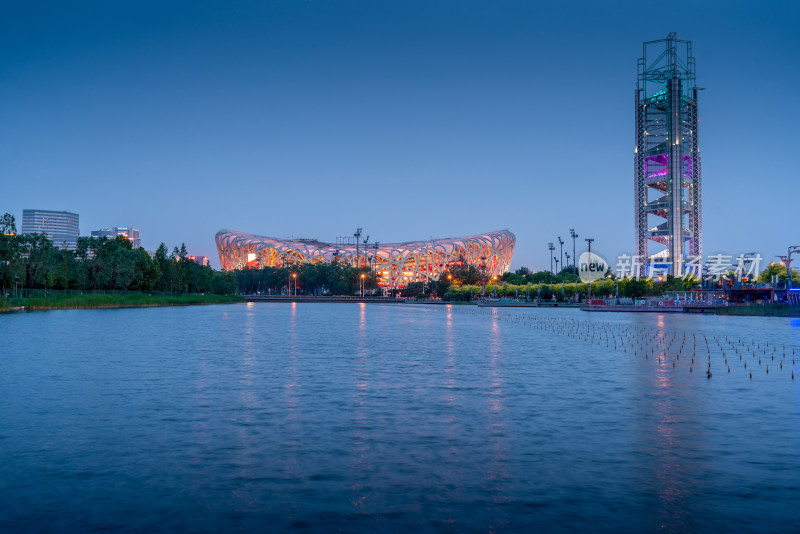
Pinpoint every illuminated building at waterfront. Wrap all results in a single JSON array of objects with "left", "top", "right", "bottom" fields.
[{"left": 216, "top": 229, "right": 516, "bottom": 288}]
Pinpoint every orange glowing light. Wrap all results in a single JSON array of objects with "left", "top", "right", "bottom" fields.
[{"left": 216, "top": 229, "right": 516, "bottom": 289}]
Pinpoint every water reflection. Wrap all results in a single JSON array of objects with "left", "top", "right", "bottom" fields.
[
  {"left": 443, "top": 305, "right": 456, "bottom": 405},
  {"left": 635, "top": 321, "right": 703, "bottom": 532},
  {"left": 486, "top": 315, "right": 510, "bottom": 513},
  {"left": 3, "top": 305, "right": 799, "bottom": 532},
  {"left": 350, "top": 303, "right": 370, "bottom": 512},
  {"left": 283, "top": 301, "right": 300, "bottom": 478}
]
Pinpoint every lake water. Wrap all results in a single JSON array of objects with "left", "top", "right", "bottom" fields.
[{"left": 1, "top": 303, "right": 800, "bottom": 532}]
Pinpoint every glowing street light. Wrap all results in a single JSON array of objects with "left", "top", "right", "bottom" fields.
[{"left": 361, "top": 273, "right": 365, "bottom": 298}]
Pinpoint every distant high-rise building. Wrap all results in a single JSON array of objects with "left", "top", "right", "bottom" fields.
[
  {"left": 91, "top": 227, "right": 141, "bottom": 248},
  {"left": 22, "top": 209, "right": 80, "bottom": 250},
  {"left": 635, "top": 33, "right": 702, "bottom": 275}
]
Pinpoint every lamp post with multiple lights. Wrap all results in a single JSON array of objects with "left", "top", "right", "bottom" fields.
[{"left": 570, "top": 229, "right": 578, "bottom": 271}]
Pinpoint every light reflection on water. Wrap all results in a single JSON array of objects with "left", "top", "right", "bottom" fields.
[
  {"left": 1, "top": 303, "right": 799, "bottom": 532},
  {"left": 350, "top": 303, "right": 370, "bottom": 513}
]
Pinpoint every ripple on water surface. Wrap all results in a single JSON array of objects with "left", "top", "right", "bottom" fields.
[{"left": 1, "top": 303, "right": 799, "bottom": 532}]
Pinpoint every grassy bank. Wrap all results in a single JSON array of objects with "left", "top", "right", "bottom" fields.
[
  {"left": 715, "top": 305, "right": 800, "bottom": 317},
  {"left": 0, "top": 293, "right": 244, "bottom": 311}
]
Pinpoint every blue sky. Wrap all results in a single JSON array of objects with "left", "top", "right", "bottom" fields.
[{"left": 2, "top": 0, "right": 798, "bottom": 270}]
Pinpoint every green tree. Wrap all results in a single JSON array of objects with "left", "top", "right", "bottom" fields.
[
  {"left": 210, "top": 271, "right": 237, "bottom": 295},
  {"left": 435, "top": 273, "right": 452, "bottom": 297},
  {"left": 130, "top": 248, "right": 161, "bottom": 291},
  {"left": 623, "top": 277, "right": 652, "bottom": 298},
  {"left": 153, "top": 243, "right": 174, "bottom": 292},
  {"left": 530, "top": 270, "right": 558, "bottom": 283},
  {"left": 21, "top": 233, "right": 58, "bottom": 289},
  {"left": 758, "top": 262, "right": 800, "bottom": 285},
  {"left": 0, "top": 213, "right": 22, "bottom": 296}
]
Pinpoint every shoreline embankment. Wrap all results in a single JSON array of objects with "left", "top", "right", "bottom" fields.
[{"left": 0, "top": 294, "right": 244, "bottom": 312}]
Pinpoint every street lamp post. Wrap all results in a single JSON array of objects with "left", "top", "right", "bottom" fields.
[
  {"left": 548, "top": 243, "right": 555, "bottom": 274},
  {"left": 292, "top": 273, "right": 297, "bottom": 296},
  {"left": 585, "top": 238, "right": 594, "bottom": 299},
  {"left": 354, "top": 227, "right": 362, "bottom": 270},
  {"left": 570, "top": 228, "right": 578, "bottom": 271},
  {"left": 789, "top": 246, "right": 800, "bottom": 289},
  {"left": 558, "top": 237, "right": 564, "bottom": 275},
  {"left": 362, "top": 234, "right": 369, "bottom": 271},
  {"left": 777, "top": 255, "right": 789, "bottom": 287},
  {"left": 480, "top": 256, "right": 488, "bottom": 297},
  {"left": 361, "top": 273, "right": 365, "bottom": 298}
]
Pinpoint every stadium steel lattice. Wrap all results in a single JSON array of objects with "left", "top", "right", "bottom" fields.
[
  {"left": 635, "top": 33, "right": 702, "bottom": 275},
  {"left": 216, "top": 229, "right": 516, "bottom": 288}
]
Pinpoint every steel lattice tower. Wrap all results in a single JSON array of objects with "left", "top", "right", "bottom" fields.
[{"left": 635, "top": 33, "right": 701, "bottom": 275}]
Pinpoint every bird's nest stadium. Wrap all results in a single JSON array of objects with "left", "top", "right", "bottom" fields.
[{"left": 216, "top": 229, "right": 516, "bottom": 288}]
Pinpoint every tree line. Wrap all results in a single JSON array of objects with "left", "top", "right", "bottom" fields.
[
  {"left": 234, "top": 263, "right": 379, "bottom": 296},
  {"left": 0, "top": 213, "right": 236, "bottom": 296},
  {"left": 438, "top": 266, "right": 799, "bottom": 302},
  {"left": 443, "top": 278, "right": 658, "bottom": 301}
]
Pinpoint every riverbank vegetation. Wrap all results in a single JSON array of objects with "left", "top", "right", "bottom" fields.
[
  {"left": 0, "top": 213, "right": 237, "bottom": 297},
  {"left": 431, "top": 265, "right": 691, "bottom": 301},
  {"left": 0, "top": 293, "right": 243, "bottom": 311},
  {"left": 234, "top": 264, "right": 379, "bottom": 296}
]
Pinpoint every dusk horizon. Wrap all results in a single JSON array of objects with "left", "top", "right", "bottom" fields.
[
  {"left": 3, "top": 1, "right": 799, "bottom": 270},
  {"left": 3, "top": 4, "right": 800, "bottom": 532}
]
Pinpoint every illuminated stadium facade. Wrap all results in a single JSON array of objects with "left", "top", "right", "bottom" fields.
[{"left": 216, "top": 229, "right": 516, "bottom": 288}]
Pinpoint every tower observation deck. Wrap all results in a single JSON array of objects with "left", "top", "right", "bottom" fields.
[{"left": 635, "top": 33, "right": 702, "bottom": 275}]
